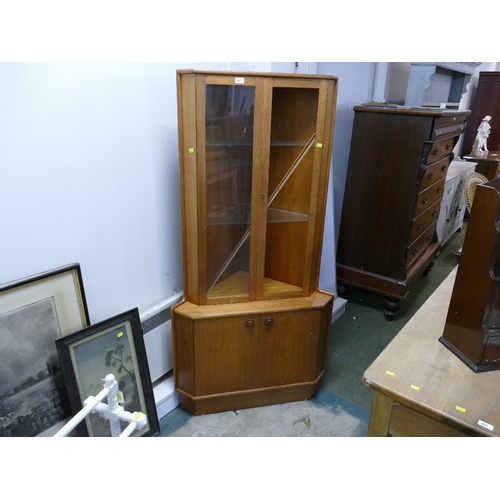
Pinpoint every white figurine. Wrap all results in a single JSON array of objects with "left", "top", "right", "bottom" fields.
[{"left": 470, "top": 115, "right": 492, "bottom": 157}]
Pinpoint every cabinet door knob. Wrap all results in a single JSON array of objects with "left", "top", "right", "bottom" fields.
[
  {"left": 246, "top": 319, "right": 255, "bottom": 328},
  {"left": 264, "top": 317, "right": 274, "bottom": 326}
]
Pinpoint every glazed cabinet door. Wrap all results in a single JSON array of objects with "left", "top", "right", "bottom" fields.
[
  {"left": 177, "top": 71, "right": 335, "bottom": 306},
  {"left": 201, "top": 75, "right": 261, "bottom": 305},
  {"left": 260, "top": 81, "right": 332, "bottom": 301}
]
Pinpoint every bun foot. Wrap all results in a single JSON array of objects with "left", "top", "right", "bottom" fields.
[{"left": 384, "top": 297, "right": 400, "bottom": 320}]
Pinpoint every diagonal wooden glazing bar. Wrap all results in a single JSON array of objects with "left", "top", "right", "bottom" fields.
[
  {"left": 267, "top": 134, "right": 316, "bottom": 205},
  {"left": 208, "top": 134, "right": 316, "bottom": 291}
]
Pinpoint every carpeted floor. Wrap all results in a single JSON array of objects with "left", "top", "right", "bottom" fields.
[
  {"left": 161, "top": 388, "right": 368, "bottom": 437},
  {"left": 158, "top": 225, "right": 466, "bottom": 437},
  {"left": 325, "top": 224, "right": 466, "bottom": 414}
]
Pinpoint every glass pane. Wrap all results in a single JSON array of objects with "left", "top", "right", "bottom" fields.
[
  {"left": 205, "top": 84, "right": 255, "bottom": 301},
  {"left": 264, "top": 87, "right": 319, "bottom": 298}
]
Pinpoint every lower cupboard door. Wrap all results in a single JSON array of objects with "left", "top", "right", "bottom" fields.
[
  {"left": 258, "top": 309, "right": 321, "bottom": 387},
  {"left": 193, "top": 315, "right": 260, "bottom": 396}
]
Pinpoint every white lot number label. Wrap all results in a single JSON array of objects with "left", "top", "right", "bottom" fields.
[{"left": 478, "top": 420, "right": 494, "bottom": 431}]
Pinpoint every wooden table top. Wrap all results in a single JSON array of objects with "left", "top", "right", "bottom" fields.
[
  {"left": 464, "top": 152, "right": 500, "bottom": 164},
  {"left": 363, "top": 267, "right": 500, "bottom": 436}
]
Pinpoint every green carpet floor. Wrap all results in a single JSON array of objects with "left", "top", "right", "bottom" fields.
[{"left": 323, "top": 224, "right": 467, "bottom": 413}]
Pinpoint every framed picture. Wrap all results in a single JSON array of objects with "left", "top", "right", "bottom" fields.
[
  {"left": 56, "top": 308, "right": 159, "bottom": 437},
  {"left": 0, "top": 263, "right": 90, "bottom": 437}
]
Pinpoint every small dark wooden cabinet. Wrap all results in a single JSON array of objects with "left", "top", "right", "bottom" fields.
[
  {"left": 337, "top": 105, "right": 469, "bottom": 319},
  {"left": 461, "top": 71, "right": 500, "bottom": 157},
  {"left": 440, "top": 177, "right": 500, "bottom": 372}
]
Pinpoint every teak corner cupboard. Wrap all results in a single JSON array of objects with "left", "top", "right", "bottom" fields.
[{"left": 172, "top": 70, "right": 338, "bottom": 414}]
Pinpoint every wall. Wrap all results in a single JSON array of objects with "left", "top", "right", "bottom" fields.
[{"left": 1, "top": 62, "right": 221, "bottom": 323}]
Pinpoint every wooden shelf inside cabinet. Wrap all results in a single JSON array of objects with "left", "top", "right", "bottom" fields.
[
  {"left": 207, "top": 270, "right": 303, "bottom": 301},
  {"left": 173, "top": 69, "right": 338, "bottom": 414},
  {"left": 207, "top": 205, "right": 308, "bottom": 226}
]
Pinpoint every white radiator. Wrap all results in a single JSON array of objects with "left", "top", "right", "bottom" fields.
[{"left": 141, "top": 290, "right": 183, "bottom": 420}]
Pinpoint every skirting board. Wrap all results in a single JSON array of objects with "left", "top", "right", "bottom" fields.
[
  {"left": 153, "top": 374, "right": 180, "bottom": 420},
  {"left": 332, "top": 296, "right": 347, "bottom": 323}
]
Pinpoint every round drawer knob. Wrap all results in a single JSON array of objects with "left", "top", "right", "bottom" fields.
[
  {"left": 246, "top": 319, "right": 255, "bottom": 328},
  {"left": 264, "top": 317, "right": 274, "bottom": 327}
]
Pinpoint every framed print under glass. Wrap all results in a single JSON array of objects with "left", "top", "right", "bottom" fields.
[
  {"left": 0, "top": 263, "right": 90, "bottom": 437},
  {"left": 56, "top": 308, "right": 159, "bottom": 437}
]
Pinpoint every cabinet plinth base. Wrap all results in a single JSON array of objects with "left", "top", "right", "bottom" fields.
[
  {"left": 337, "top": 241, "right": 440, "bottom": 318},
  {"left": 177, "top": 376, "right": 322, "bottom": 415}
]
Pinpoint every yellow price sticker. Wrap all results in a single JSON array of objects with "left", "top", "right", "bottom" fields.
[
  {"left": 386, "top": 371, "right": 395, "bottom": 376},
  {"left": 411, "top": 384, "right": 420, "bottom": 391},
  {"left": 316, "top": 143, "right": 323, "bottom": 148},
  {"left": 188, "top": 147, "right": 194, "bottom": 153},
  {"left": 456, "top": 406, "right": 467, "bottom": 413},
  {"left": 117, "top": 331, "right": 124, "bottom": 338}
]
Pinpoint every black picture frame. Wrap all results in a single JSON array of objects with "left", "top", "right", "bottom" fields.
[
  {"left": 56, "top": 308, "right": 159, "bottom": 437},
  {"left": 0, "top": 263, "right": 90, "bottom": 437}
]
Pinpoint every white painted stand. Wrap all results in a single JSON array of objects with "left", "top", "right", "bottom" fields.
[
  {"left": 54, "top": 374, "right": 148, "bottom": 437},
  {"left": 404, "top": 62, "right": 480, "bottom": 108}
]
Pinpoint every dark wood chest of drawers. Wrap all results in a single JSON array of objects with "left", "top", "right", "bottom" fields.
[{"left": 336, "top": 105, "right": 469, "bottom": 319}]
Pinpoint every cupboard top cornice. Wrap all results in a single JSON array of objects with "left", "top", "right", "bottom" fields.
[
  {"left": 177, "top": 69, "right": 338, "bottom": 82},
  {"left": 353, "top": 105, "right": 470, "bottom": 118}
]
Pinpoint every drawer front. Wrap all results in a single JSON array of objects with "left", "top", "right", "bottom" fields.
[
  {"left": 406, "top": 221, "right": 437, "bottom": 270},
  {"left": 414, "top": 177, "right": 446, "bottom": 218},
  {"left": 423, "top": 137, "right": 455, "bottom": 165},
  {"left": 419, "top": 156, "right": 449, "bottom": 191},
  {"left": 433, "top": 114, "right": 468, "bottom": 140},
  {"left": 409, "top": 199, "right": 440, "bottom": 245}
]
